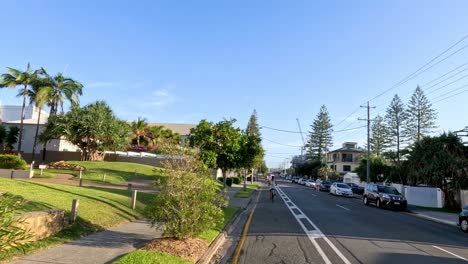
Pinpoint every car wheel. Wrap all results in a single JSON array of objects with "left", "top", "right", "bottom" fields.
[
  {"left": 363, "top": 196, "right": 369, "bottom": 205},
  {"left": 461, "top": 219, "right": 468, "bottom": 233},
  {"left": 376, "top": 199, "right": 381, "bottom": 208}
]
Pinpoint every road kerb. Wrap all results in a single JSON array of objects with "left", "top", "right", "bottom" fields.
[
  {"left": 406, "top": 211, "right": 458, "bottom": 227},
  {"left": 197, "top": 188, "right": 258, "bottom": 264}
]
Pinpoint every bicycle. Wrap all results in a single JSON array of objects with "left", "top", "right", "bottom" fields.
[{"left": 270, "top": 187, "right": 276, "bottom": 202}]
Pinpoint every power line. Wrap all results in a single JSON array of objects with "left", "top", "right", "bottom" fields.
[
  {"left": 260, "top": 125, "right": 301, "bottom": 134},
  {"left": 261, "top": 137, "right": 302, "bottom": 148},
  {"left": 433, "top": 89, "right": 468, "bottom": 104},
  {"left": 335, "top": 125, "right": 367, "bottom": 133},
  {"left": 367, "top": 34, "right": 468, "bottom": 103}
]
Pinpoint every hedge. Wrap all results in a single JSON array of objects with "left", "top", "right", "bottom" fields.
[{"left": 0, "top": 155, "right": 27, "bottom": 170}]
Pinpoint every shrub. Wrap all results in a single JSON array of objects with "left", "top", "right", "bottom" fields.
[
  {"left": 0, "top": 155, "right": 27, "bottom": 170},
  {"left": 225, "top": 178, "right": 233, "bottom": 187},
  {"left": 0, "top": 193, "right": 31, "bottom": 254},
  {"left": 146, "top": 146, "right": 227, "bottom": 240},
  {"left": 232, "top": 177, "right": 241, "bottom": 184}
]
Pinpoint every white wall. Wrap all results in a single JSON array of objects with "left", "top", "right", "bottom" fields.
[
  {"left": 459, "top": 190, "right": 468, "bottom": 208},
  {"left": 402, "top": 186, "right": 444, "bottom": 208}
]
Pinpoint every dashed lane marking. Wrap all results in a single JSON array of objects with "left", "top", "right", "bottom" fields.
[
  {"left": 336, "top": 204, "right": 351, "bottom": 211},
  {"left": 276, "top": 186, "right": 352, "bottom": 264}
]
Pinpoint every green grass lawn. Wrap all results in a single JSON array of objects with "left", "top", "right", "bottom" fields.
[
  {"left": 234, "top": 183, "right": 259, "bottom": 198},
  {"left": 44, "top": 161, "right": 168, "bottom": 184},
  {"left": 198, "top": 206, "right": 239, "bottom": 243},
  {"left": 0, "top": 178, "right": 155, "bottom": 261},
  {"left": 33, "top": 168, "right": 78, "bottom": 178},
  {"left": 113, "top": 250, "right": 192, "bottom": 264}
]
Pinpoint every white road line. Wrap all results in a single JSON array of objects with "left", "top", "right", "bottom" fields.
[
  {"left": 310, "top": 193, "right": 317, "bottom": 197},
  {"left": 336, "top": 204, "right": 350, "bottom": 211},
  {"left": 432, "top": 245, "right": 468, "bottom": 261},
  {"left": 277, "top": 186, "right": 352, "bottom": 264}
]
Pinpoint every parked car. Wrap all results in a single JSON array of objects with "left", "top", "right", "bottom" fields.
[
  {"left": 305, "top": 180, "right": 316, "bottom": 188},
  {"left": 292, "top": 177, "right": 299, "bottom": 183},
  {"left": 345, "top": 183, "right": 364, "bottom": 195},
  {"left": 330, "top": 183, "right": 354, "bottom": 197},
  {"left": 318, "top": 181, "right": 332, "bottom": 191},
  {"left": 363, "top": 183, "right": 407, "bottom": 210},
  {"left": 460, "top": 205, "right": 468, "bottom": 233},
  {"left": 298, "top": 178, "right": 306, "bottom": 185}
]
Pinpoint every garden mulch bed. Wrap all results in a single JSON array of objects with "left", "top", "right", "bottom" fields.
[{"left": 142, "top": 237, "right": 209, "bottom": 262}]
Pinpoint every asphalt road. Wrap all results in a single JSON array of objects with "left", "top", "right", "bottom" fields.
[{"left": 237, "top": 181, "right": 468, "bottom": 264}]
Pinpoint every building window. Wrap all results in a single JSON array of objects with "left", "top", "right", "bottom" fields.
[
  {"left": 343, "top": 165, "right": 351, "bottom": 172},
  {"left": 341, "top": 154, "right": 353, "bottom": 162}
]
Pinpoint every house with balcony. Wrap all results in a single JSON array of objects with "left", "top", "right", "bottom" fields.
[{"left": 326, "top": 142, "right": 365, "bottom": 174}]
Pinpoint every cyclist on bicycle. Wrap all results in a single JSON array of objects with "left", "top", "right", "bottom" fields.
[{"left": 269, "top": 175, "right": 277, "bottom": 201}]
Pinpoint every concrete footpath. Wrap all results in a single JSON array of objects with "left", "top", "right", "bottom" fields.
[
  {"left": 9, "top": 184, "right": 254, "bottom": 264},
  {"left": 408, "top": 205, "right": 459, "bottom": 226},
  {"left": 10, "top": 219, "right": 161, "bottom": 264}
]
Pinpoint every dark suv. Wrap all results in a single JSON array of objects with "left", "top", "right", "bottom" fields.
[
  {"left": 363, "top": 184, "right": 407, "bottom": 210},
  {"left": 460, "top": 205, "right": 468, "bottom": 233}
]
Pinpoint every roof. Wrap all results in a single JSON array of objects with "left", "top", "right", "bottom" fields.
[
  {"left": 329, "top": 146, "right": 365, "bottom": 154},
  {"left": 343, "top": 172, "right": 359, "bottom": 178},
  {"left": 148, "top": 123, "right": 197, "bottom": 136}
]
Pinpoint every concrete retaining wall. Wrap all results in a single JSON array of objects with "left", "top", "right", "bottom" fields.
[
  {"left": 16, "top": 209, "right": 66, "bottom": 241},
  {"left": 0, "top": 169, "right": 33, "bottom": 178}
]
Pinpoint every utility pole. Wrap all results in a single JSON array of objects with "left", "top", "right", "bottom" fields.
[
  {"left": 296, "top": 118, "right": 306, "bottom": 159},
  {"left": 359, "top": 101, "right": 375, "bottom": 183}
]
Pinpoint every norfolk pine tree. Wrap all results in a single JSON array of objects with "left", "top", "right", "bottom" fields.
[
  {"left": 384, "top": 95, "right": 408, "bottom": 164},
  {"left": 370, "top": 115, "right": 390, "bottom": 156},
  {"left": 306, "top": 105, "right": 333, "bottom": 162},
  {"left": 245, "top": 110, "right": 264, "bottom": 185},
  {"left": 404, "top": 86, "right": 437, "bottom": 144}
]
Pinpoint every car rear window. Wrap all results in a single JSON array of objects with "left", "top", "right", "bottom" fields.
[{"left": 377, "top": 186, "right": 400, "bottom": 194}]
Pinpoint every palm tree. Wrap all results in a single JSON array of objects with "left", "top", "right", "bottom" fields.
[
  {"left": 131, "top": 117, "right": 149, "bottom": 146},
  {"left": 0, "top": 63, "right": 39, "bottom": 155},
  {"left": 36, "top": 69, "right": 83, "bottom": 161},
  {"left": 28, "top": 76, "right": 52, "bottom": 162},
  {"left": 39, "top": 69, "right": 83, "bottom": 116}
]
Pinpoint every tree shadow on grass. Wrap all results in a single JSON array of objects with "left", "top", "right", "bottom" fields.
[{"left": 28, "top": 183, "right": 142, "bottom": 219}]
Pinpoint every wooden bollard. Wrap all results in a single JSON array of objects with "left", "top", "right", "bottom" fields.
[
  {"left": 79, "top": 179, "right": 83, "bottom": 187},
  {"left": 102, "top": 174, "right": 106, "bottom": 182},
  {"left": 10, "top": 170, "right": 14, "bottom": 179},
  {"left": 70, "top": 199, "right": 79, "bottom": 224},
  {"left": 131, "top": 190, "right": 138, "bottom": 210},
  {"left": 79, "top": 169, "right": 82, "bottom": 179},
  {"left": 127, "top": 183, "right": 133, "bottom": 191}
]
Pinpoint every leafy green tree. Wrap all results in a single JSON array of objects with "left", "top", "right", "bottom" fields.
[
  {"left": 384, "top": 95, "right": 408, "bottom": 164},
  {"left": 5, "top": 126, "right": 19, "bottom": 151},
  {"left": 404, "top": 86, "right": 437, "bottom": 144},
  {"left": 146, "top": 144, "right": 227, "bottom": 240},
  {"left": 306, "top": 105, "right": 333, "bottom": 161},
  {"left": 0, "top": 63, "right": 39, "bottom": 154},
  {"left": 370, "top": 115, "right": 390, "bottom": 156},
  {"left": 0, "top": 125, "right": 6, "bottom": 151},
  {"left": 147, "top": 125, "right": 181, "bottom": 146},
  {"left": 406, "top": 133, "right": 468, "bottom": 208},
  {"left": 259, "top": 160, "right": 268, "bottom": 174},
  {"left": 354, "top": 155, "right": 393, "bottom": 183},
  {"left": 295, "top": 160, "right": 322, "bottom": 178},
  {"left": 41, "top": 101, "right": 130, "bottom": 160},
  {"left": 189, "top": 119, "right": 243, "bottom": 187}
]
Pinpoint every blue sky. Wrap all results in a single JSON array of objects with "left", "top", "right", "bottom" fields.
[{"left": 1, "top": 0, "right": 468, "bottom": 168}]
